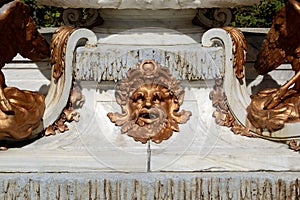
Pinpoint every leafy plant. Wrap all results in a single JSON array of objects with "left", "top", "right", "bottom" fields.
[
  {"left": 21, "top": 0, "right": 62, "bottom": 27},
  {"left": 231, "top": 0, "right": 285, "bottom": 27}
]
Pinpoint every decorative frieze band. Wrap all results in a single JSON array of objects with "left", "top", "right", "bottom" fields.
[{"left": 75, "top": 45, "right": 224, "bottom": 81}]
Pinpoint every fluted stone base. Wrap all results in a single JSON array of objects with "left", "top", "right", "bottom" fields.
[{"left": 1, "top": 172, "right": 300, "bottom": 199}]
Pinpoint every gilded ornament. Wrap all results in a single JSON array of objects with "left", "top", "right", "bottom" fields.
[
  {"left": 0, "top": 0, "right": 49, "bottom": 142},
  {"left": 107, "top": 60, "right": 192, "bottom": 144},
  {"left": 223, "top": 26, "right": 247, "bottom": 80},
  {"left": 247, "top": 0, "right": 300, "bottom": 132}
]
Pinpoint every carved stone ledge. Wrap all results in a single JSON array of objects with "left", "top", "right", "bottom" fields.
[
  {"left": 37, "top": 0, "right": 260, "bottom": 9},
  {"left": 1, "top": 172, "right": 300, "bottom": 199}
]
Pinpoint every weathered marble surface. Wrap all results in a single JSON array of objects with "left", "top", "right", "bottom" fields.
[
  {"left": 37, "top": 0, "right": 260, "bottom": 9},
  {"left": 1, "top": 78, "right": 300, "bottom": 172},
  {"left": 1, "top": 172, "right": 300, "bottom": 199},
  {"left": 75, "top": 44, "right": 223, "bottom": 82}
]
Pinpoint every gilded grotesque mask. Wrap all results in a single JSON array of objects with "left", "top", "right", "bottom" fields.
[{"left": 107, "top": 60, "right": 192, "bottom": 143}]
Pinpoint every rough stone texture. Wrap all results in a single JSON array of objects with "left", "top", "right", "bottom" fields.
[{"left": 1, "top": 172, "right": 300, "bottom": 199}]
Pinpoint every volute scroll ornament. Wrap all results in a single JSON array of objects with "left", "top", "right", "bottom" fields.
[
  {"left": 193, "top": 8, "right": 233, "bottom": 29},
  {"left": 45, "top": 25, "right": 95, "bottom": 135},
  {"left": 62, "top": 8, "right": 103, "bottom": 28},
  {"left": 107, "top": 60, "right": 192, "bottom": 144}
]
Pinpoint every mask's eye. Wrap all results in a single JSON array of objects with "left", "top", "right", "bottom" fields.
[
  {"left": 132, "top": 92, "right": 145, "bottom": 103},
  {"left": 152, "top": 93, "right": 163, "bottom": 103}
]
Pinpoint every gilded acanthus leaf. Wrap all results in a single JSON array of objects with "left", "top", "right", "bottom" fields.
[
  {"left": 50, "top": 26, "right": 76, "bottom": 80},
  {"left": 210, "top": 79, "right": 252, "bottom": 136},
  {"left": 223, "top": 26, "right": 247, "bottom": 80}
]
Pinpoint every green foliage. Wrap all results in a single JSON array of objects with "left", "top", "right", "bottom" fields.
[
  {"left": 231, "top": 0, "right": 285, "bottom": 27},
  {"left": 21, "top": 0, "right": 62, "bottom": 27}
]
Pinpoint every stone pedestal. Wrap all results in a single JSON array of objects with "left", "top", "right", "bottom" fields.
[{"left": 3, "top": 0, "right": 300, "bottom": 199}]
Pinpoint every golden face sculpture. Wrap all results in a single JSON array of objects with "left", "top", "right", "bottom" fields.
[{"left": 107, "top": 60, "right": 191, "bottom": 143}]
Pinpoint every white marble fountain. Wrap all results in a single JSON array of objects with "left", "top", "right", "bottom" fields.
[{"left": 3, "top": 0, "right": 300, "bottom": 199}]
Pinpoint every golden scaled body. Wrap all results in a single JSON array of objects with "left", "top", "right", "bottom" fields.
[
  {"left": 247, "top": 0, "right": 300, "bottom": 132},
  {"left": 0, "top": 87, "right": 45, "bottom": 140},
  {"left": 0, "top": 0, "right": 50, "bottom": 141}
]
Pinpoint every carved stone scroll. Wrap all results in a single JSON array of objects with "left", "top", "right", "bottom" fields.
[
  {"left": 107, "top": 60, "right": 192, "bottom": 144},
  {"left": 44, "top": 26, "right": 97, "bottom": 135},
  {"left": 62, "top": 8, "right": 103, "bottom": 28},
  {"left": 203, "top": 27, "right": 251, "bottom": 126},
  {"left": 193, "top": 8, "right": 233, "bottom": 29}
]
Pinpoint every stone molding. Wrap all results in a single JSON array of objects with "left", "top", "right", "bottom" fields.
[{"left": 37, "top": 0, "right": 260, "bottom": 9}]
